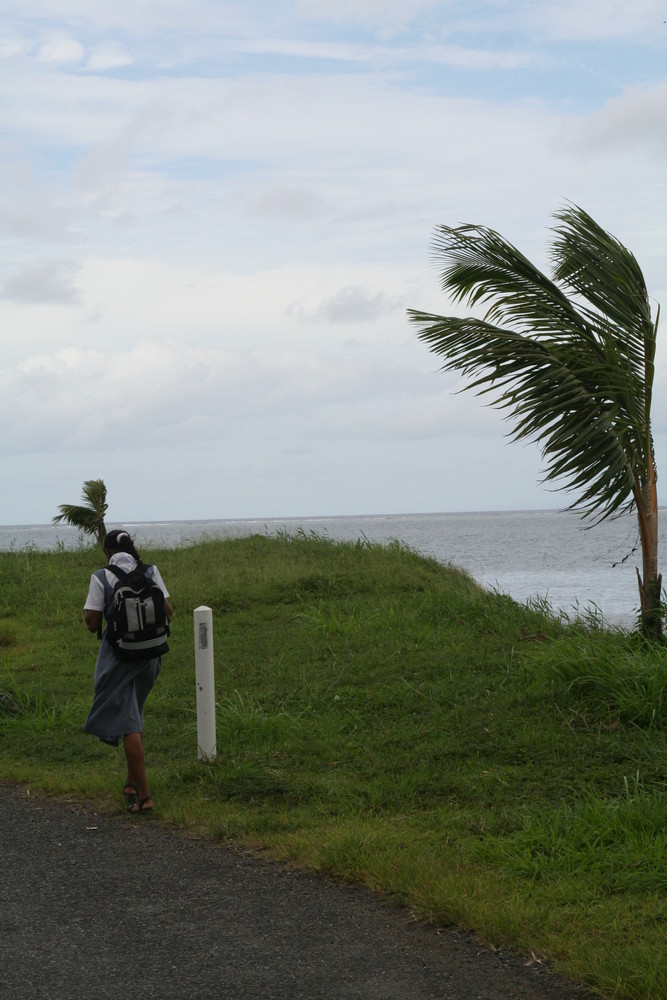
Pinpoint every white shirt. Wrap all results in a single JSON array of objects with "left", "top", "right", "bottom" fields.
[{"left": 84, "top": 552, "right": 170, "bottom": 612}]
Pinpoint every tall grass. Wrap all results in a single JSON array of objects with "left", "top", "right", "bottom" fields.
[
  {"left": 1, "top": 534, "right": 666, "bottom": 998},
  {"left": 479, "top": 773, "right": 667, "bottom": 892},
  {"left": 522, "top": 628, "right": 667, "bottom": 729}
]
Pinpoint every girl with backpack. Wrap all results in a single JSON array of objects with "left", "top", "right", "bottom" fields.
[{"left": 83, "top": 529, "right": 173, "bottom": 815}]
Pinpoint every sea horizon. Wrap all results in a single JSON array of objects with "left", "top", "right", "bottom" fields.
[
  {"left": 2, "top": 508, "right": 661, "bottom": 629},
  {"left": 0, "top": 505, "right": 567, "bottom": 531}
]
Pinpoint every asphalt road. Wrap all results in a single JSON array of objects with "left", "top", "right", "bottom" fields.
[{"left": 0, "top": 784, "right": 597, "bottom": 1000}]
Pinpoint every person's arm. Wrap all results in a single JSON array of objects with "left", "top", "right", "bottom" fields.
[
  {"left": 84, "top": 609, "right": 102, "bottom": 633},
  {"left": 149, "top": 565, "right": 172, "bottom": 624},
  {"left": 84, "top": 573, "right": 104, "bottom": 634}
]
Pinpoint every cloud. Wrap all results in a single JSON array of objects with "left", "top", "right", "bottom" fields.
[
  {"left": 0, "top": 164, "right": 74, "bottom": 241},
  {"left": 0, "top": 335, "right": 463, "bottom": 458},
  {"left": 421, "top": 43, "right": 536, "bottom": 71},
  {"left": 240, "top": 37, "right": 378, "bottom": 64},
  {"left": 1, "top": 261, "right": 81, "bottom": 305},
  {"left": 0, "top": 29, "right": 30, "bottom": 59},
  {"left": 563, "top": 81, "right": 667, "bottom": 156},
  {"left": 238, "top": 35, "right": 535, "bottom": 72},
  {"left": 294, "top": 0, "right": 442, "bottom": 35},
  {"left": 37, "top": 36, "right": 84, "bottom": 65},
  {"left": 288, "top": 285, "right": 407, "bottom": 323},
  {"left": 86, "top": 41, "right": 133, "bottom": 72},
  {"left": 1, "top": 1, "right": 667, "bottom": 525},
  {"left": 526, "top": 0, "right": 667, "bottom": 42},
  {"left": 246, "top": 184, "right": 329, "bottom": 220}
]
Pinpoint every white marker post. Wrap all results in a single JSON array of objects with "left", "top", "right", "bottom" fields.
[{"left": 194, "top": 606, "right": 217, "bottom": 762}]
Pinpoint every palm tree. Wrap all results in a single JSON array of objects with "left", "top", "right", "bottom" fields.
[
  {"left": 52, "top": 478, "right": 108, "bottom": 546},
  {"left": 408, "top": 204, "right": 662, "bottom": 639}
]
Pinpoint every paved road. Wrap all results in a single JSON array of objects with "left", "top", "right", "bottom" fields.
[{"left": 0, "top": 784, "right": 596, "bottom": 1000}]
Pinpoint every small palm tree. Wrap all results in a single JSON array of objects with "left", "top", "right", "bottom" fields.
[
  {"left": 52, "top": 478, "right": 108, "bottom": 546},
  {"left": 408, "top": 204, "right": 662, "bottom": 639}
]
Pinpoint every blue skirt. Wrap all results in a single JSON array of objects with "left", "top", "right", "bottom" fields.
[{"left": 83, "top": 635, "right": 161, "bottom": 747}]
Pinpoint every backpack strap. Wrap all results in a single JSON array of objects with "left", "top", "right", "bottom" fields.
[
  {"left": 97, "top": 564, "right": 128, "bottom": 639},
  {"left": 106, "top": 562, "right": 152, "bottom": 581},
  {"left": 105, "top": 564, "right": 128, "bottom": 583},
  {"left": 92, "top": 565, "right": 119, "bottom": 640}
]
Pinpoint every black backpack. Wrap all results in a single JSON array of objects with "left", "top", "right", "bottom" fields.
[{"left": 104, "top": 562, "right": 170, "bottom": 661}]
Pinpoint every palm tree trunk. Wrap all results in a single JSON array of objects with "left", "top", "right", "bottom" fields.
[{"left": 635, "top": 473, "right": 663, "bottom": 640}]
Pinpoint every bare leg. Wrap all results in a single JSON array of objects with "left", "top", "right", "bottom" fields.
[
  {"left": 124, "top": 732, "right": 142, "bottom": 792},
  {"left": 123, "top": 732, "right": 152, "bottom": 807}
]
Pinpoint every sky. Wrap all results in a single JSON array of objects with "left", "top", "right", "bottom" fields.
[{"left": 2, "top": 1, "right": 667, "bottom": 525}]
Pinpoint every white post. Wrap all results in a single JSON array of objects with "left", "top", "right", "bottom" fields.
[{"left": 194, "top": 606, "right": 217, "bottom": 762}]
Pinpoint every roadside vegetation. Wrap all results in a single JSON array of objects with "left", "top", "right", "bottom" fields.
[{"left": 1, "top": 533, "right": 665, "bottom": 998}]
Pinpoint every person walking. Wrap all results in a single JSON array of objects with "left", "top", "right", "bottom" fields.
[{"left": 83, "top": 529, "right": 173, "bottom": 815}]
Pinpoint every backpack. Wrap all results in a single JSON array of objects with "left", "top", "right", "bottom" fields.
[{"left": 104, "top": 562, "right": 170, "bottom": 661}]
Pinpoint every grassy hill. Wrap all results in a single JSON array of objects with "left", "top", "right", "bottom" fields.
[{"left": 1, "top": 533, "right": 665, "bottom": 998}]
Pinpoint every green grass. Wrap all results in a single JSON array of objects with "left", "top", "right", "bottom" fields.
[{"left": 1, "top": 533, "right": 666, "bottom": 998}]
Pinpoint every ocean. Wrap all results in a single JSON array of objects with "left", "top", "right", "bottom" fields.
[{"left": 1, "top": 509, "right": 660, "bottom": 629}]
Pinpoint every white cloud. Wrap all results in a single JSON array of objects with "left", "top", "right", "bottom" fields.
[
  {"left": 246, "top": 184, "right": 329, "bottom": 220},
  {"left": 0, "top": 164, "right": 73, "bottom": 241},
  {"left": 289, "top": 285, "right": 407, "bottom": 323},
  {"left": 564, "top": 81, "right": 667, "bottom": 156},
  {"left": 433, "top": 42, "right": 535, "bottom": 74},
  {"left": 1, "top": 2, "right": 666, "bottom": 524},
  {"left": 527, "top": 0, "right": 667, "bottom": 42},
  {"left": 294, "top": 0, "right": 442, "bottom": 35},
  {"left": 0, "top": 337, "right": 457, "bottom": 458},
  {"left": 0, "top": 29, "right": 30, "bottom": 59},
  {"left": 239, "top": 36, "right": 535, "bottom": 72},
  {"left": 38, "top": 36, "right": 84, "bottom": 65},
  {"left": 2, "top": 1, "right": 249, "bottom": 38},
  {"left": 86, "top": 41, "right": 133, "bottom": 71},
  {"left": 1, "top": 261, "right": 81, "bottom": 305}
]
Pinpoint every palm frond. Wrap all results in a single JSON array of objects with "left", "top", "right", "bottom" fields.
[
  {"left": 51, "top": 478, "right": 108, "bottom": 542},
  {"left": 550, "top": 204, "right": 656, "bottom": 433},
  {"left": 408, "top": 311, "right": 635, "bottom": 520},
  {"left": 410, "top": 205, "right": 659, "bottom": 522},
  {"left": 81, "top": 478, "right": 108, "bottom": 515},
  {"left": 52, "top": 504, "right": 101, "bottom": 534},
  {"left": 431, "top": 222, "right": 597, "bottom": 346},
  {"left": 551, "top": 204, "right": 653, "bottom": 346}
]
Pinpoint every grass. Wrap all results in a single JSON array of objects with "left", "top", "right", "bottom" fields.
[{"left": 1, "top": 532, "right": 666, "bottom": 998}]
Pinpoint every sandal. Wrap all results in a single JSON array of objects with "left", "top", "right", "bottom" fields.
[
  {"left": 123, "top": 783, "right": 138, "bottom": 807},
  {"left": 128, "top": 796, "right": 153, "bottom": 815}
]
